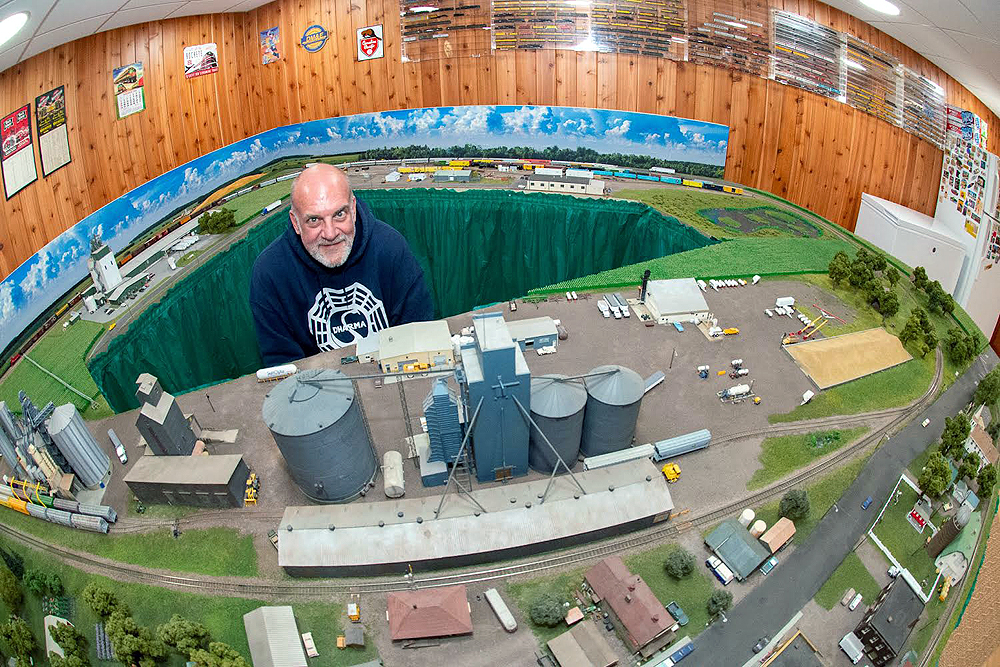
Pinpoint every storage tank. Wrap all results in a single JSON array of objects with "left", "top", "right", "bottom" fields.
[
  {"left": 47, "top": 404, "right": 110, "bottom": 489},
  {"left": 0, "top": 428, "right": 23, "bottom": 479},
  {"left": 750, "top": 519, "right": 767, "bottom": 538},
  {"left": 383, "top": 450, "right": 405, "bottom": 498},
  {"left": 739, "top": 508, "right": 755, "bottom": 528},
  {"left": 580, "top": 365, "right": 644, "bottom": 457},
  {"left": 262, "top": 368, "right": 377, "bottom": 503},
  {"left": 528, "top": 375, "right": 587, "bottom": 472}
]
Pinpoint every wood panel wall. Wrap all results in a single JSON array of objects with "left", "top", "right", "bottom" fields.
[{"left": 0, "top": 0, "right": 997, "bottom": 288}]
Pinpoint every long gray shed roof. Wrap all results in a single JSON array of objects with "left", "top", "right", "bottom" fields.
[
  {"left": 243, "top": 606, "right": 307, "bottom": 667},
  {"left": 123, "top": 454, "right": 244, "bottom": 485}
]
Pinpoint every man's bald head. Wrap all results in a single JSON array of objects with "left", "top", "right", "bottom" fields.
[{"left": 289, "top": 164, "right": 357, "bottom": 268}]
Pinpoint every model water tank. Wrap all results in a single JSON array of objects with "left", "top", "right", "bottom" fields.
[
  {"left": 750, "top": 519, "right": 767, "bottom": 538},
  {"left": 528, "top": 375, "right": 587, "bottom": 473},
  {"left": 262, "top": 368, "right": 377, "bottom": 503},
  {"left": 739, "top": 508, "right": 755, "bottom": 528},
  {"left": 47, "top": 404, "right": 111, "bottom": 489},
  {"left": 383, "top": 450, "right": 405, "bottom": 499},
  {"left": 580, "top": 365, "right": 644, "bottom": 457}
]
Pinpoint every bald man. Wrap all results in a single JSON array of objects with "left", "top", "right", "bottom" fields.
[{"left": 249, "top": 164, "right": 433, "bottom": 365}]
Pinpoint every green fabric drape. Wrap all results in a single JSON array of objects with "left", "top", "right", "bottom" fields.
[{"left": 89, "top": 189, "right": 715, "bottom": 412}]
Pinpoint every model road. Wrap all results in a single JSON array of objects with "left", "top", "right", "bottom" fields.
[{"left": 693, "top": 347, "right": 999, "bottom": 667}]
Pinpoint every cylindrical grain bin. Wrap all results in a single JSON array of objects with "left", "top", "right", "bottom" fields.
[
  {"left": 739, "top": 508, "right": 755, "bottom": 528},
  {"left": 47, "top": 404, "right": 111, "bottom": 489},
  {"left": 262, "top": 369, "right": 377, "bottom": 503},
  {"left": 750, "top": 519, "right": 767, "bottom": 538},
  {"left": 528, "top": 375, "right": 587, "bottom": 473},
  {"left": 580, "top": 365, "right": 644, "bottom": 457}
]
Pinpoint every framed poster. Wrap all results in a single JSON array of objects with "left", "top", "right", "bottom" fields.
[
  {"left": 1, "top": 104, "right": 37, "bottom": 199},
  {"left": 184, "top": 43, "right": 219, "bottom": 79},
  {"left": 261, "top": 27, "right": 280, "bottom": 64},
  {"left": 357, "top": 25, "right": 384, "bottom": 61},
  {"left": 113, "top": 62, "right": 145, "bottom": 119},
  {"left": 35, "top": 85, "right": 71, "bottom": 177}
]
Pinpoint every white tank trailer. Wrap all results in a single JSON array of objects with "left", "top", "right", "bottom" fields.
[
  {"left": 46, "top": 404, "right": 111, "bottom": 489},
  {"left": 262, "top": 368, "right": 378, "bottom": 503},
  {"left": 528, "top": 375, "right": 587, "bottom": 473},
  {"left": 580, "top": 365, "right": 645, "bottom": 457},
  {"left": 718, "top": 384, "right": 751, "bottom": 400},
  {"left": 383, "top": 450, "right": 405, "bottom": 498}
]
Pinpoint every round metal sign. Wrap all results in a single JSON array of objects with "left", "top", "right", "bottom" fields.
[{"left": 301, "top": 24, "right": 328, "bottom": 53}]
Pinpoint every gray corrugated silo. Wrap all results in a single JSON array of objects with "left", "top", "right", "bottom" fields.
[
  {"left": 47, "top": 404, "right": 111, "bottom": 489},
  {"left": 528, "top": 375, "right": 587, "bottom": 473},
  {"left": 262, "top": 368, "right": 377, "bottom": 503},
  {"left": 0, "top": 427, "right": 23, "bottom": 478},
  {"left": 580, "top": 365, "right": 645, "bottom": 457}
]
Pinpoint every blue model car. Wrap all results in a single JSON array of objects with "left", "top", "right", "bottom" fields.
[
  {"left": 670, "top": 644, "right": 694, "bottom": 662},
  {"left": 666, "top": 601, "right": 689, "bottom": 626},
  {"left": 862, "top": 496, "right": 873, "bottom": 510}
]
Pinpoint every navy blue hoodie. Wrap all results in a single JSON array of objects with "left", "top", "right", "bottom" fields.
[{"left": 250, "top": 200, "right": 433, "bottom": 365}]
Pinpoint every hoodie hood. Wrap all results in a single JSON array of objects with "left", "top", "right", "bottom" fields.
[{"left": 284, "top": 197, "right": 375, "bottom": 274}]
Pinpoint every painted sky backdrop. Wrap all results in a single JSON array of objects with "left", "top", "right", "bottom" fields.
[{"left": 0, "top": 105, "right": 728, "bottom": 351}]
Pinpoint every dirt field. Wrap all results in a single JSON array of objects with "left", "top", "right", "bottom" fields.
[
  {"left": 784, "top": 328, "right": 912, "bottom": 390},
  {"left": 940, "top": 506, "right": 1000, "bottom": 667}
]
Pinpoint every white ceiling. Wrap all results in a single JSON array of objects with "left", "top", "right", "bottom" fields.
[
  {"left": 0, "top": 0, "right": 271, "bottom": 73},
  {"left": 0, "top": 0, "right": 997, "bottom": 118},
  {"left": 820, "top": 0, "right": 1000, "bottom": 117}
]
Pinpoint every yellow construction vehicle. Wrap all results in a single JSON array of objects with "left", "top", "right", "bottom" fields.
[
  {"left": 723, "top": 328, "right": 739, "bottom": 336},
  {"left": 661, "top": 463, "right": 681, "bottom": 483},
  {"left": 402, "top": 362, "right": 431, "bottom": 373},
  {"left": 753, "top": 396, "right": 761, "bottom": 405},
  {"left": 244, "top": 487, "right": 257, "bottom": 506},
  {"left": 347, "top": 602, "right": 361, "bottom": 621}
]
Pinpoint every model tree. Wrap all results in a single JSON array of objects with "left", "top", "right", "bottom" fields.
[
  {"left": 529, "top": 593, "right": 565, "bottom": 627},
  {"left": 199, "top": 208, "right": 237, "bottom": 234},
  {"left": 899, "top": 312, "right": 924, "bottom": 348},
  {"left": 958, "top": 452, "right": 981, "bottom": 482},
  {"left": 848, "top": 256, "right": 874, "bottom": 288},
  {"left": 189, "top": 641, "right": 250, "bottom": 667},
  {"left": 664, "top": 548, "right": 695, "bottom": 580},
  {"left": 875, "top": 290, "right": 899, "bottom": 320},
  {"left": 707, "top": 589, "right": 733, "bottom": 617},
  {"left": 926, "top": 281, "right": 956, "bottom": 315},
  {"left": 105, "top": 608, "right": 167, "bottom": 667},
  {"left": 0, "top": 566, "right": 21, "bottom": 610},
  {"left": 978, "top": 464, "right": 997, "bottom": 494},
  {"left": 0, "top": 548, "right": 23, "bottom": 579},
  {"left": 885, "top": 265, "right": 900, "bottom": 287},
  {"left": 974, "top": 367, "right": 1000, "bottom": 408},
  {"left": 940, "top": 413, "right": 972, "bottom": 460},
  {"left": 82, "top": 582, "right": 128, "bottom": 619},
  {"left": 944, "top": 328, "right": 981, "bottom": 365},
  {"left": 157, "top": 614, "right": 210, "bottom": 656},
  {"left": 869, "top": 253, "right": 888, "bottom": 272},
  {"left": 912, "top": 266, "right": 929, "bottom": 290},
  {"left": 0, "top": 616, "right": 37, "bottom": 666},
  {"left": 828, "top": 252, "right": 851, "bottom": 286},
  {"left": 918, "top": 452, "right": 952, "bottom": 498},
  {"left": 48, "top": 621, "right": 89, "bottom": 667},
  {"left": 779, "top": 489, "right": 810, "bottom": 520}
]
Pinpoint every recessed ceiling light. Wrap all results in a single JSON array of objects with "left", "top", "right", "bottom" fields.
[
  {"left": 859, "top": 0, "right": 900, "bottom": 16},
  {"left": 0, "top": 12, "right": 29, "bottom": 49}
]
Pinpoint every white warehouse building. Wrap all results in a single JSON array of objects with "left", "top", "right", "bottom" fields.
[{"left": 645, "top": 278, "right": 710, "bottom": 324}]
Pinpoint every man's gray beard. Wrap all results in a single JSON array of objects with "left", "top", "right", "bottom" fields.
[{"left": 308, "top": 233, "right": 354, "bottom": 268}]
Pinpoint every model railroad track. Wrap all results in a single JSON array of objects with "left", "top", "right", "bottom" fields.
[{"left": 0, "top": 353, "right": 942, "bottom": 598}]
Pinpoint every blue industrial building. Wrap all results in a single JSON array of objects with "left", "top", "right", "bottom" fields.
[
  {"left": 461, "top": 312, "right": 531, "bottom": 482},
  {"left": 423, "top": 378, "right": 464, "bottom": 464}
]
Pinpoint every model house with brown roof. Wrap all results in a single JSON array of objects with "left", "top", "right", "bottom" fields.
[
  {"left": 386, "top": 585, "right": 473, "bottom": 641},
  {"left": 585, "top": 556, "right": 676, "bottom": 657},
  {"left": 965, "top": 423, "right": 998, "bottom": 471}
]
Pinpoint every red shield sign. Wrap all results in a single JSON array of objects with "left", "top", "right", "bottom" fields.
[{"left": 360, "top": 36, "right": 380, "bottom": 57}]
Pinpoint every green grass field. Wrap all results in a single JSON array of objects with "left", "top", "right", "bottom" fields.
[
  {"left": 0, "top": 535, "right": 376, "bottom": 667},
  {"left": 176, "top": 249, "right": 206, "bottom": 267},
  {"left": 506, "top": 566, "right": 589, "bottom": 646},
  {"left": 0, "top": 509, "right": 256, "bottom": 577},
  {"left": 624, "top": 545, "right": 716, "bottom": 638},
  {"left": 752, "top": 455, "right": 872, "bottom": 546},
  {"left": 225, "top": 181, "right": 293, "bottom": 224},
  {"left": 814, "top": 552, "right": 882, "bottom": 610},
  {"left": 871, "top": 483, "right": 939, "bottom": 589},
  {"left": 748, "top": 427, "right": 870, "bottom": 490},
  {"left": 617, "top": 189, "right": 819, "bottom": 240},
  {"left": 0, "top": 319, "right": 112, "bottom": 420},
  {"left": 529, "top": 237, "right": 854, "bottom": 295}
]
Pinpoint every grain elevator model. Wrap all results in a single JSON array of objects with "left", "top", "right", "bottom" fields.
[
  {"left": 580, "top": 365, "right": 644, "bottom": 457},
  {"left": 528, "top": 375, "right": 586, "bottom": 473},
  {"left": 423, "top": 378, "right": 465, "bottom": 464},
  {"left": 135, "top": 373, "right": 197, "bottom": 457},
  {"left": 262, "top": 368, "right": 377, "bottom": 503},
  {"left": 460, "top": 312, "right": 531, "bottom": 483}
]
